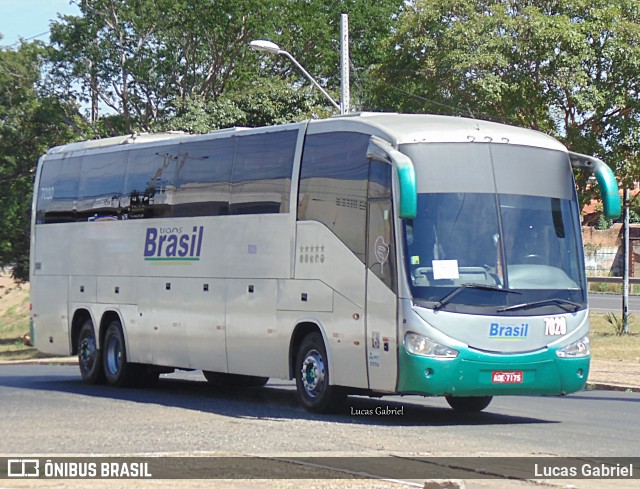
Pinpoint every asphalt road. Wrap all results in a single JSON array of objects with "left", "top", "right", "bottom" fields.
[
  {"left": 588, "top": 293, "right": 640, "bottom": 313},
  {"left": 1, "top": 365, "right": 638, "bottom": 461}
]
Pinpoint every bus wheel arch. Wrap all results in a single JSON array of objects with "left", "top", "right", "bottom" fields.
[
  {"left": 289, "top": 322, "right": 324, "bottom": 379},
  {"left": 294, "top": 330, "right": 346, "bottom": 413},
  {"left": 71, "top": 309, "right": 93, "bottom": 354},
  {"left": 100, "top": 311, "right": 135, "bottom": 387},
  {"left": 72, "top": 309, "right": 103, "bottom": 384}
]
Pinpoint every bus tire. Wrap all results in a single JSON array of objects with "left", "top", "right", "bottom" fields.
[
  {"left": 446, "top": 395, "right": 492, "bottom": 412},
  {"left": 102, "top": 319, "right": 136, "bottom": 387},
  {"left": 295, "top": 332, "right": 346, "bottom": 413},
  {"left": 78, "top": 319, "right": 104, "bottom": 384}
]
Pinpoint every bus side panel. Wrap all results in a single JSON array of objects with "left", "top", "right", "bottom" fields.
[
  {"left": 31, "top": 275, "right": 71, "bottom": 356},
  {"left": 295, "top": 222, "right": 368, "bottom": 389},
  {"left": 331, "top": 293, "right": 367, "bottom": 389},
  {"left": 226, "top": 278, "right": 286, "bottom": 377},
  {"left": 136, "top": 277, "right": 189, "bottom": 369},
  {"left": 184, "top": 278, "right": 227, "bottom": 372},
  {"left": 69, "top": 276, "right": 97, "bottom": 303},
  {"left": 365, "top": 270, "right": 398, "bottom": 392}
]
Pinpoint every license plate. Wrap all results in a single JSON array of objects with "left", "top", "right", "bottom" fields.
[{"left": 492, "top": 371, "right": 523, "bottom": 384}]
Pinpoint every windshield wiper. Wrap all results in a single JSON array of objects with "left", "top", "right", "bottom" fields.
[
  {"left": 433, "top": 284, "right": 520, "bottom": 312},
  {"left": 497, "top": 298, "right": 582, "bottom": 313}
]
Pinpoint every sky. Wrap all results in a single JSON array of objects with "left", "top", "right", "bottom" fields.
[{"left": 0, "top": 0, "right": 80, "bottom": 48}]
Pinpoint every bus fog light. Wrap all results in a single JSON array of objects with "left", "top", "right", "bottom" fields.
[
  {"left": 404, "top": 332, "right": 458, "bottom": 359},
  {"left": 556, "top": 335, "right": 590, "bottom": 358}
]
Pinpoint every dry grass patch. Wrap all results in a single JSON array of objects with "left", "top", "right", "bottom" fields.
[
  {"left": 0, "top": 276, "right": 47, "bottom": 362},
  {"left": 590, "top": 313, "right": 640, "bottom": 363}
]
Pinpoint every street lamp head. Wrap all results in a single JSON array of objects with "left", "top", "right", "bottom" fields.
[
  {"left": 248, "top": 39, "right": 342, "bottom": 112},
  {"left": 249, "top": 40, "right": 281, "bottom": 55}
]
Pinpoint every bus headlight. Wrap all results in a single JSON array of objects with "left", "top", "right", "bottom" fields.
[
  {"left": 556, "top": 334, "right": 590, "bottom": 358},
  {"left": 404, "top": 332, "right": 459, "bottom": 359}
]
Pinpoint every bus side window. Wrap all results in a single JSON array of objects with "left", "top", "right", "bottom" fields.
[
  {"left": 37, "top": 156, "right": 80, "bottom": 224},
  {"left": 367, "top": 161, "right": 396, "bottom": 291},
  {"left": 77, "top": 151, "right": 127, "bottom": 222},
  {"left": 230, "top": 130, "right": 297, "bottom": 215},
  {"left": 123, "top": 146, "right": 178, "bottom": 219},
  {"left": 299, "top": 132, "right": 370, "bottom": 263},
  {"left": 174, "top": 139, "right": 234, "bottom": 217}
]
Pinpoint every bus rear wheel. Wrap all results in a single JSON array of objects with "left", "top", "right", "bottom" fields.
[
  {"left": 102, "top": 319, "right": 136, "bottom": 387},
  {"left": 446, "top": 396, "right": 493, "bottom": 412},
  {"left": 295, "top": 332, "right": 345, "bottom": 413},
  {"left": 78, "top": 319, "right": 104, "bottom": 384}
]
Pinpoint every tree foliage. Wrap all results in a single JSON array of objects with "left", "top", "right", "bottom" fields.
[
  {"left": 370, "top": 0, "right": 640, "bottom": 206},
  {"left": 0, "top": 43, "right": 91, "bottom": 280},
  {"left": 48, "top": 0, "right": 403, "bottom": 132}
]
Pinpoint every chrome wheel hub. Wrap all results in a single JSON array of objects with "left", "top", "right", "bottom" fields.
[{"left": 301, "top": 349, "right": 325, "bottom": 398}]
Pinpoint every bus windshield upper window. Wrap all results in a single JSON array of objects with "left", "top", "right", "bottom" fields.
[{"left": 400, "top": 142, "right": 586, "bottom": 314}]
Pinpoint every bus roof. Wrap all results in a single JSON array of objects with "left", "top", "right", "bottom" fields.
[
  {"left": 45, "top": 112, "right": 566, "bottom": 156},
  {"left": 307, "top": 112, "right": 567, "bottom": 151}
]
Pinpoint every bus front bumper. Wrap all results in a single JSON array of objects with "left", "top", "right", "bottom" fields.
[{"left": 397, "top": 347, "right": 589, "bottom": 397}]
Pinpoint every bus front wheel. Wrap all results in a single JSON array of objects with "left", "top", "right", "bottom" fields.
[
  {"left": 295, "top": 333, "right": 346, "bottom": 413},
  {"left": 445, "top": 395, "right": 492, "bottom": 412},
  {"left": 78, "top": 319, "right": 104, "bottom": 384},
  {"left": 102, "top": 319, "right": 136, "bottom": 387}
]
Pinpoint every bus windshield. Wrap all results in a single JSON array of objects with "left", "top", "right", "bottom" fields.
[{"left": 401, "top": 143, "right": 586, "bottom": 315}]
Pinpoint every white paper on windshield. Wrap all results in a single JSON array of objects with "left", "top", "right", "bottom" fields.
[{"left": 432, "top": 259, "right": 459, "bottom": 280}]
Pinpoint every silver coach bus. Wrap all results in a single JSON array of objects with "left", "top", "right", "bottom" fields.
[{"left": 30, "top": 113, "right": 620, "bottom": 413}]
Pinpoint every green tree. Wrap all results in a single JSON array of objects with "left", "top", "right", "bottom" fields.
[
  {"left": 160, "top": 77, "right": 332, "bottom": 133},
  {"left": 0, "top": 42, "right": 90, "bottom": 280},
  {"left": 370, "top": 0, "right": 640, "bottom": 206},
  {"left": 47, "top": 0, "right": 403, "bottom": 132}
]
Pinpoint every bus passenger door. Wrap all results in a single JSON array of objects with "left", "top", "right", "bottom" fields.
[{"left": 366, "top": 161, "right": 398, "bottom": 392}]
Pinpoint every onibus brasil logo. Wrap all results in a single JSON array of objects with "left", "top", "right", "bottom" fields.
[{"left": 144, "top": 226, "right": 203, "bottom": 262}]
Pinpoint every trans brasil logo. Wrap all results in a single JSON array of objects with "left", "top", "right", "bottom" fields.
[{"left": 144, "top": 226, "right": 203, "bottom": 262}]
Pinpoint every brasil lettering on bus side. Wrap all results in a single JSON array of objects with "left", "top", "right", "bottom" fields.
[{"left": 144, "top": 226, "right": 203, "bottom": 262}]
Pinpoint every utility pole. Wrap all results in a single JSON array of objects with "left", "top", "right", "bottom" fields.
[
  {"left": 340, "top": 14, "right": 350, "bottom": 115},
  {"left": 623, "top": 187, "right": 630, "bottom": 333},
  {"left": 250, "top": 14, "right": 350, "bottom": 114}
]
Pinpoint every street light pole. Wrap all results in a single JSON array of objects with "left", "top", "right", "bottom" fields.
[
  {"left": 340, "top": 13, "right": 350, "bottom": 115},
  {"left": 249, "top": 40, "right": 342, "bottom": 113}
]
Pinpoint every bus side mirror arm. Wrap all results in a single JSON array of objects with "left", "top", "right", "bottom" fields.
[
  {"left": 569, "top": 152, "right": 621, "bottom": 220},
  {"left": 367, "top": 138, "right": 417, "bottom": 219}
]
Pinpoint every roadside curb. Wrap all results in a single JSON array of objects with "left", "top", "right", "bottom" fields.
[
  {"left": 0, "top": 356, "right": 77, "bottom": 366},
  {"left": 586, "top": 382, "right": 640, "bottom": 393}
]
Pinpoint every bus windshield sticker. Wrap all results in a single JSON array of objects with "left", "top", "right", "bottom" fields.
[
  {"left": 432, "top": 259, "right": 459, "bottom": 280},
  {"left": 410, "top": 255, "right": 420, "bottom": 265}
]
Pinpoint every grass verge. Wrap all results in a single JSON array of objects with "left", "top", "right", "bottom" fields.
[
  {"left": 0, "top": 283, "right": 48, "bottom": 362},
  {"left": 590, "top": 313, "right": 640, "bottom": 363}
]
